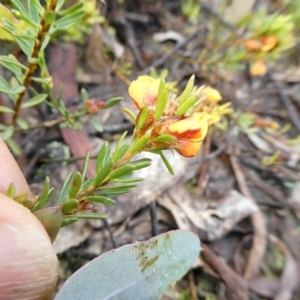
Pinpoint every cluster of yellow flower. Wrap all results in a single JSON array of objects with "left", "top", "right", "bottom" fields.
[{"left": 127, "top": 75, "right": 231, "bottom": 157}]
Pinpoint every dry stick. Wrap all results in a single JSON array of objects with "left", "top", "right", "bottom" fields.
[
  {"left": 244, "top": 169, "right": 292, "bottom": 208},
  {"left": 149, "top": 201, "right": 159, "bottom": 236},
  {"left": 103, "top": 219, "right": 117, "bottom": 249},
  {"left": 196, "top": 134, "right": 211, "bottom": 193},
  {"left": 201, "top": 244, "right": 249, "bottom": 300},
  {"left": 188, "top": 271, "right": 198, "bottom": 300},
  {"left": 268, "top": 72, "right": 300, "bottom": 132},
  {"left": 228, "top": 140, "right": 267, "bottom": 281},
  {"left": 140, "top": 27, "right": 201, "bottom": 75}
]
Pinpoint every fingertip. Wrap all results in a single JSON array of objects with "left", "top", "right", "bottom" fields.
[
  {"left": 0, "top": 194, "right": 58, "bottom": 299},
  {"left": 0, "top": 138, "right": 31, "bottom": 196}
]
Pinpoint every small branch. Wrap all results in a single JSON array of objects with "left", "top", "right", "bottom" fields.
[
  {"left": 268, "top": 72, "right": 300, "bottom": 132},
  {"left": 141, "top": 26, "right": 201, "bottom": 74},
  {"left": 103, "top": 220, "right": 117, "bottom": 248},
  {"left": 228, "top": 139, "right": 267, "bottom": 281},
  {"left": 149, "top": 201, "right": 159, "bottom": 236},
  {"left": 12, "top": 0, "right": 57, "bottom": 125}
]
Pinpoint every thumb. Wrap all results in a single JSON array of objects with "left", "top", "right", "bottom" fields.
[{"left": 0, "top": 139, "right": 58, "bottom": 299}]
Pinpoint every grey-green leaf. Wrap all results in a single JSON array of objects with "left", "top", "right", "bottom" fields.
[{"left": 54, "top": 230, "right": 201, "bottom": 300}]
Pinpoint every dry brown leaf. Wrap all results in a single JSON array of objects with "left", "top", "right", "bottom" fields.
[{"left": 167, "top": 186, "right": 257, "bottom": 241}]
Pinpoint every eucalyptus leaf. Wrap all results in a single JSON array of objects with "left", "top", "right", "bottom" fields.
[{"left": 54, "top": 230, "right": 201, "bottom": 300}]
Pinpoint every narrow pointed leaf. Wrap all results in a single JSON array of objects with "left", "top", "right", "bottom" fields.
[
  {"left": 68, "top": 172, "right": 83, "bottom": 198},
  {"left": 89, "top": 117, "right": 103, "bottom": 132},
  {"left": 62, "top": 199, "right": 79, "bottom": 214},
  {"left": 62, "top": 217, "right": 78, "bottom": 227},
  {"left": 5, "top": 183, "right": 16, "bottom": 199},
  {"left": 0, "top": 106, "right": 14, "bottom": 113},
  {"left": 106, "top": 165, "right": 135, "bottom": 180},
  {"left": 22, "top": 94, "right": 47, "bottom": 108},
  {"left": 96, "top": 142, "right": 110, "bottom": 171},
  {"left": 129, "top": 135, "right": 150, "bottom": 155},
  {"left": 153, "top": 134, "right": 177, "bottom": 143},
  {"left": 92, "top": 161, "right": 113, "bottom": 186},
  {"left": 103, "top": 97, "right": 122, "bottom": 109},
  {"left": 159, "top": 151, "right": 174, "bottom": 175},
  {"left": 155, "top": 80, "right": 168, "bottom": 121},
  {"left": 111, "top": 144, "right": 129, "bottom": 163},
  {"left": 178, "top": 74, "right": 195, "bottom": 105},
  {"left": 176, "top": 94, "right": 198, "bottom": 116},
  {"left": 121, "top": 108, "right": 136, "bottom": 122},
  {"left": 72, "top": 213, "right": 108, "bottom": 220},
  {"left": 33, "top": 177, "right": 50, "bottom": 211},
  {"left": 137, "top": 105, "right": 149, "bottom": 131},
  {"left": 83, "top": 195, "right": 115, "bottom": 205},
  {"left": 57, "top": 173, "right": 74, "bottom": 205},
  {"left": 129, "top": 158, "right": 152, "bottom": 170}
]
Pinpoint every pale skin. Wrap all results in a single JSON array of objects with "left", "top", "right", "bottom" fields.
[{"left": 0, "top": 138, "right": 58, "bottom": 299}]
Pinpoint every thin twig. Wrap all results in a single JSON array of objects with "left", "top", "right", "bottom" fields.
[
  {"left": 149, "top": 201, "right": 159, "bottom": 236},
  {"left": 228, "top": 139, "right": 267, "bottom": 281},
  {"left": 197, "top": 134, "right": 211, "bottom": 193},
  {"left": 141, "top": 26, "right": 201, "bottom": 74},
  {"left": 244, "top": 169, "right": 292, "bottom": 207},
  {"left": 103, "top": 220, "right": 117, "bottom": 248},
  {"left": 268, "top": 72, "right": 300, "bottom": 132}
]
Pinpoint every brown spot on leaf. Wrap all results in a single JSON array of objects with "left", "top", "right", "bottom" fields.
[{"left": 141, "top": 255, "right": 159, "bottom": 272}]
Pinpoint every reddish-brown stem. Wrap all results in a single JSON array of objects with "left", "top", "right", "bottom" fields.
[{"left": 12, "top": 0, "right": 57, "bottom": 125}]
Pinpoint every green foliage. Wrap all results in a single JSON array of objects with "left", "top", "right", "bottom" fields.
[
  {"left": 0, "top": 0, "right": 119, "bottom": 152},
  {"left": 181, "top": 0, "right": 201, "bottom": 24}
]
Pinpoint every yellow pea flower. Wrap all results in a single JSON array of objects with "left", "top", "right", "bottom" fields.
[
  {"left": 128, "top": 76, "right": 161, "bottom": 110},
  {"left": 151, "top": 112, "right": 208, "bottom": 157}
]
